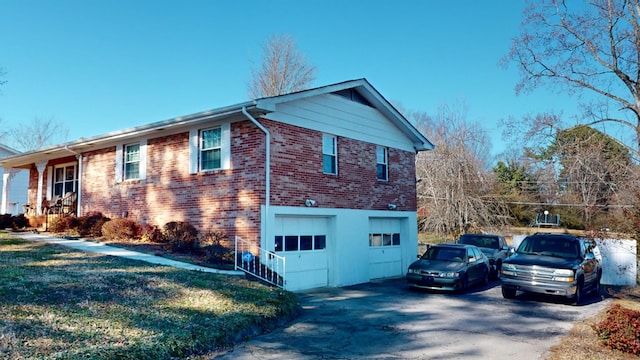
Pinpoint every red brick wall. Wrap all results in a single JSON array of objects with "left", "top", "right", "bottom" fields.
[
  {"left": 80, "top": 123, "right": 266, "bottom": 242},
  {"left": 26, "top": 117, "right": 417, "bottom": 241},
  {"left": 265, "top": 119, "right": 418, "bottom": 211}
]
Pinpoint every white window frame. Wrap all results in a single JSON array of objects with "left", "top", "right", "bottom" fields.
[
  {"left": 48, "top": 162, "right": 78, "bottom": 199},
  {"left": 376, "top": 146, "right": 388, "bottom": 181},
  {"left": 322, "top": 134, "right": 337, "bottom": 175},
  {"left": 189, "top": 123, "right": 231, "bottom": 174},
  {"left": 124, "top": 143, "right": 141, "bottom": 180},
  {"left": 115, "top": 139, "right": 147, "bottom": 183},
  {"left": 369, "top": 233, "right": 401, "bottom": 247}
]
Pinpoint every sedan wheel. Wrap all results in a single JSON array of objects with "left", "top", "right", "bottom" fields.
[
  {"left": 481, "top": 267, "right": 489, "bottom": 287},
  {"left": 455, "top": 276, "right": 468, "bottom": 293}
]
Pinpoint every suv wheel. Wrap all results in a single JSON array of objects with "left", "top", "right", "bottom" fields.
[
  {"left": 573, "top": 282, "right": 583, "bottom": 305},
  {"left": 592, "top": 272, "right": 601, "bottom": 296},
  {"left": 502, "top": 286, "right": 516, "bottom": 299}
]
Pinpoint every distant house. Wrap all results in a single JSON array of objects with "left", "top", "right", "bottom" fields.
[
  {"left": 0, "top": 79, "right": 434, "bottom": 291},
  {"left": 0, "top": 144, "right": 28, "bottom": 215}
]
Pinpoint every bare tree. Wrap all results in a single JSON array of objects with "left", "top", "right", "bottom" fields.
[
  {"left": 504, "top": 0, "right": 640, "bottom": 157},
  {"left": 413, "top": 103, "right": 510, "bottom": 238},
  {"left": 0, "top": 67, "right": 6, "bottom": 88},
  {"left": 248, "top": 34, "right": 316, "bottom": 98},
  {"left": 7, "top": 117, "right": 68, "bottom": 151}
]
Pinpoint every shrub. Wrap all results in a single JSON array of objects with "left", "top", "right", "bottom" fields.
[
  {"left": 0, "top": 214, "right": 29, "bottom": 229},
  {"left": 0, "top": 214, "right": 12, "bottom": 229},
  {"left": 77, "top": 212, "right": 110, "bottom": 237},
  {"left": 140, "top": 224, "right": 164, "bottom": 243},
  {"left": 163, "top": 221, "right": 199, "bottom": 252},
  {"left": 12, "top": 214, "right": 29, "bottom": 229},
  {"left": 200, "top": 230, "right": 234, "bottom": 266},
  {"left": 101, "top": 218, "right": 140, "bottom": 241},
  {"left": 49, "top": 216, "right": 80, "bottom": 235},
  {"left": 592, "top": 304, "right": 640, "bottom": 355}
]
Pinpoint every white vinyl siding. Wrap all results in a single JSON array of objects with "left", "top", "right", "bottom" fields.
[{"left": 264, "top": 94, "right": 414, "bottom": 152}]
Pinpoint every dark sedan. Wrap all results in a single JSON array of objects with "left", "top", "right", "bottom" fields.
[{"left": 406, "top": 244, "right": 490, "bottom": 292}]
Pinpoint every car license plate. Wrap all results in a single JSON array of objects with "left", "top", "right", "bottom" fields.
[{"left": 423, "top": 276, "right": 434, "bottom": 284}]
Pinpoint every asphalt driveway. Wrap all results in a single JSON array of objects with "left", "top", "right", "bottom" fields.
[{"left": 215, "top": 278, "right": 610, "bottom": 359}]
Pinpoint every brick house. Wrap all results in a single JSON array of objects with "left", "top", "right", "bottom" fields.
[{"left": 0, "top": 79, "right": 433, "bottom": 291}]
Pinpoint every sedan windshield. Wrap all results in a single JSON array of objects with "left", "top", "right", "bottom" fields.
[{"left": 422, "top": 247, "right": 466, "bottom": 262}]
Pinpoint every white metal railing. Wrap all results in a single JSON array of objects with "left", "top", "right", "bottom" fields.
[{"left": 235, "top": 235, "right": 286, "bottom": 289}]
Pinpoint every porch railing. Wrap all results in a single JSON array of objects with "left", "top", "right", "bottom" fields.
[{"left": 235, "top": 235, "right": 286, "bottom": 289}]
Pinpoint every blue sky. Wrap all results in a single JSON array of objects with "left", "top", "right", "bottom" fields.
[{"left": 0, "top": 1, "right": 585, "bottom": 157}]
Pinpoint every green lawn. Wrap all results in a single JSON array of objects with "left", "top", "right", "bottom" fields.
[{"left": 0, "top": 232, "right": 299, "bottom": 360}]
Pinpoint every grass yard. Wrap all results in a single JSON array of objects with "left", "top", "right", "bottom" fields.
[{"left": 0, "top": 231, "right": 299, "bottom": 360}]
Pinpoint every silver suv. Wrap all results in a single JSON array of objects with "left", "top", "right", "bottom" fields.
[{"left": 500, "top": 233, "right": 602, "bottom": 304}]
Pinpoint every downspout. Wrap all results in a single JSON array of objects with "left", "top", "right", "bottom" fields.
[
  {"left": 241, "top": 107, "right": 271, "bottom": 245},
  {"left": 64, "top": 145, "right": 82, "bottom": 216}
]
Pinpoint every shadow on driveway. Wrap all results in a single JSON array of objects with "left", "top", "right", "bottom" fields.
[{"left": 215, "top": 277, "right": 610, "bottom": 360}]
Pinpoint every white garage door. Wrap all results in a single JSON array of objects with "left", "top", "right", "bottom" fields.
[
  {"left": 274, "top": 216, "right": 329, "bottom": 289},
  {"left": 369, "top": 218, "right": 403, "bottom": 279}
]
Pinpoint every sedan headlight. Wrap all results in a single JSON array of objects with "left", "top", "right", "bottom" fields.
[{"left": 408, "top": 268, "right": 421, "bottom": 274}]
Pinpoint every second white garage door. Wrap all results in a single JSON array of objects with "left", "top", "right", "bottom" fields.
[{"left": 369, "top": 218, "right": 403, "bottom": 279}]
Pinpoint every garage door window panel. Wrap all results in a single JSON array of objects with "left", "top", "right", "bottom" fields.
[
  {"left": 369, "top": 233, "right": 401, "bottom": 247},
  {"left": 285, "top": 236, "right": 299, "bottom": 251},
  {"left": 275, "top": 234, "right": 327, "bottom": 252},
  {"left": 300, "top": 235, "right": 313, "bottom": 251},
  {"left": 314, "top": 235, "right": 326, "bottom": 250}
]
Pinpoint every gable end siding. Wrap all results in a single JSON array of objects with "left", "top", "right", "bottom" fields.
[{"left": 265, "top": 94, "right": 417, "bottom": 152}]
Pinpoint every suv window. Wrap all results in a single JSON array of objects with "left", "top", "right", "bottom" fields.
[
  {"left": 517, "top": 235, "right": 580, "bottom": 259},
  {"left": 459, "top": 235, "right": 500, "bottom": 249}
]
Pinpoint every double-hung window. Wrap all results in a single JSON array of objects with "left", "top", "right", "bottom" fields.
[
  {"left": 376, "top": 146, "right": 388, "bottom": 181},
  {"left": 200, "top": 127, "right": 222, "bottom": 171},
  {"left": 124, "top": 143, "right": 140, "bottom": 180},
  {"left": 323, "top": 134, "right": 337, "bottom": 174},
  {"left": 115, "top": 140, "right": 146, "bottom": 183},
  {"left": 189, "top": 123, "right": 230, "bottom": 174},
  {"left": 52, "top": 163, "right": 77, "bottom": 198}
]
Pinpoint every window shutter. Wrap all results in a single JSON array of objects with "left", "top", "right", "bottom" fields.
[
  {"left": 46, "top": 166, "right": 53, "bottom": 200},
  {"left": 139, "top": 139, "right": 147, "bottom": 180},
  {"left": 221, "top": 123, "right": 231, "bottom": 170},
  {"left": 115, "top": 144, "right": 123, "bottom": 183},
  {"left": 189, "top": 129, "right": 198, "bottom": 174}
]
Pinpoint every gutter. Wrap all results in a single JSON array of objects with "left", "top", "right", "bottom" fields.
[{"left": 241, "top": 106, "right": 271, "bottom": 241}]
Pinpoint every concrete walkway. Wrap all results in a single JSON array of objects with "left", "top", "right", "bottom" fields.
[{"left": 13, "top": 232, "right": 244, "bottom": 276}]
